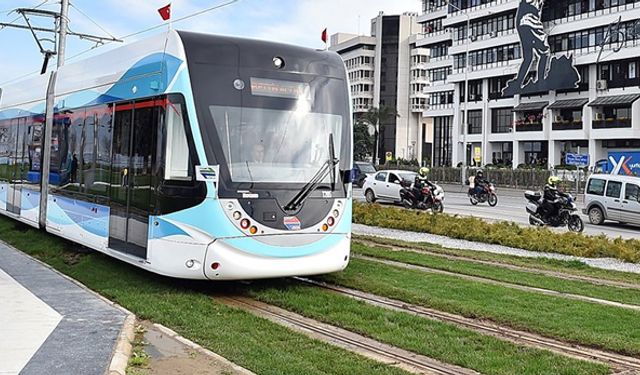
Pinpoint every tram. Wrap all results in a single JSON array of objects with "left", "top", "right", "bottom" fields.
[{"left": 0, "top": 30, "right": 353, "bottom": 280}]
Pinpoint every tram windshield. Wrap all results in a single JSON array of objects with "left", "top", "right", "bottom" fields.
[{"left": 209, "top": 105, "right": 342, "bottom": 184}]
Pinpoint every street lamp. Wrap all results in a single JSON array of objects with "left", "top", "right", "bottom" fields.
[{"left": 446, "top": 0, "right": 471, "bottom": 185}]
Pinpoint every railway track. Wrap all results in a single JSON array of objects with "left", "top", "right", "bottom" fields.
[
  {"left": 296, "top": 277, "right": 640, "bottom": 373},
  {"left": 218, "top": 296, "right": 480, "bottom": 375},
  {"left": 355, "top": 254, "right": 640, "bottom": 311},
  {"left": 354, "top": 238, "right": 640, "bottom": 291}
]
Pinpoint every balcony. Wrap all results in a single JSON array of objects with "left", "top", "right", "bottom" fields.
[
  {"left": 552, "top": 121, "right": 583, "bottom": 131},
  {"left": 592, "top": 118, "right": 632, "bottom": 129},
  {"left": 516, "top": 122, "right": 543, "bottom": 132},
  {"left": 411, "top": 104, "right": 427, "bottom": 112}
]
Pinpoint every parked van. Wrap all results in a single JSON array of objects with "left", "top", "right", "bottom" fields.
[{"left": 583, "top": 174, "right": 640, "bottom": 226}]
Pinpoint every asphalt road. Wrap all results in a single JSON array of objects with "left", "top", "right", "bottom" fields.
[{"left": 353, "top": 187, "right": 640, "bottom": 240}]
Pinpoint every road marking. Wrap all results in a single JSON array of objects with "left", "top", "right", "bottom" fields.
[{"left": 0, "top": 269, "right": 62, "bottom": 375}]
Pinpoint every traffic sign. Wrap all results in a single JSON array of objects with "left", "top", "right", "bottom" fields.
[
  {"left": 385, "top": 152, "right": 393, "bottom": 162},
  {"left": 565, "top": 153, "right": 589, "bottom": 167}
]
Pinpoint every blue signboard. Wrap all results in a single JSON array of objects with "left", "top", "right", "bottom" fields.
[
  {"left": 565, "top": 153, "right": 589, "bottom": 167},
  {"left": 608, "top": 152, "right": 640, "bottom": 176}
]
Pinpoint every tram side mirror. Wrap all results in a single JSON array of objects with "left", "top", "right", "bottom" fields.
[{"left": 343, "top": 169, "right": 357, "bottom": 184}]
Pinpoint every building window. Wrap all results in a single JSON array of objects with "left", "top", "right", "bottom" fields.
[
  {"left": 523, "top": 141, "right": 548, "bottom": 166},
  {"left": 491, "top": 108, "right": 513, "bottom": 133},
  {"left": 467, "top": 110, "right": 482, "bottom": 134},
  {"left": 489, "top": 75, "right": 515, "bottom": 100},
  {"left": 433, "top": 116, "right": 452, "bottom": 167}
]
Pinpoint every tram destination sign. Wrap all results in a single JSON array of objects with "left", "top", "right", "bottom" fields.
[{"left": 250, "top": 78, "right": 310, "bottom": 100}]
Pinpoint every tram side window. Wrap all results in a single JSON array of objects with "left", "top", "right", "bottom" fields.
[
  {"left": 50, "top": 112, "right": 72, "bottom": 187},
  {"left": 164, "top": 102, "right": 191, "bottom": 181},
  {"left": 90, "top": 105, "right": 113, "bottom": 196},
  {"left": 0, "top": 121, "right": 11, "bottom": 182},
  {"left": 25, "top": 116, "right": 44, "bottom": 185},
  {"left": 66, "top": 109, "right": 85, "bottom": 192}
]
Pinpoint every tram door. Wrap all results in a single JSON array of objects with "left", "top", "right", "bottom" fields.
[{"left": 109, "top": 103, "right": 155, "bottom": 258}]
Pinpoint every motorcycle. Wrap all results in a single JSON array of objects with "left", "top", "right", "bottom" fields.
[
  {"left": 524, "top": 190, "right": 584, "bottom": 233},
  {"left": 400, "top": 180, "right": 445, "bottom": 213},
  {"left": 468, "top": 182, "right": 498, "bottom": 207}
]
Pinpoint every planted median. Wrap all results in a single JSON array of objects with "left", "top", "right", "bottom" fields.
[
  {"left": 321, "top": 258, "right": 640, "bottom": 356},
  {"left": 352, "top": 242, "right": 640, "bottom": 306},
  {"left": 355, "top": 235, "right": 640, "bottom": 286},
  {"left": 353, "top": 202, "right": 640, "bottom": 263}
]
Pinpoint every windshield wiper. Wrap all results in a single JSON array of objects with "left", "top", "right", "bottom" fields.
[{"left": 284, "top": 134, "right": 339, "bottom": 211}]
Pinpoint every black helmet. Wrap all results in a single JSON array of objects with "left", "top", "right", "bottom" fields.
[{"left": 476, "top": 170, "right": 484, "bottom": 179}]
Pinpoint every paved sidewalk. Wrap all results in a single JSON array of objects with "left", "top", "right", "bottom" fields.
[{"left": 0, "top": 242, "right": 127, "bottom": 375}]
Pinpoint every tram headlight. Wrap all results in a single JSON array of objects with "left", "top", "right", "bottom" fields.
[
  {"left": 249, "top": 226, "right": 258, "bottom": 235},
  {"left": 233, "top": 211, "right": 242, "bottom": 220},
  {"left": 332, "top": 209, "right": 339, "bottom": 218},
  {"left": 322, "top": 224, "right": 329, "bottom": 232}
]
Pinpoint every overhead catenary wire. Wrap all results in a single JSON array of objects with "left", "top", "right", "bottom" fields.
[
  {"left": 68, "top": 2, "right": 116, "bottom": 40},
  {"left": 0, "top": 0, "right": 240, "bottom": 85},
  {"left": 66, "top": 0, "right": 240, "bottom": 61},
  {"left": 0, "top": 0, "right": 52, "bottom": 30}
]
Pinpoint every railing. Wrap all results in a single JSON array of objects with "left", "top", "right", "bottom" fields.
[
  {"left": 447, "top": 0, "right": 514, "bottom": 15},
  {"left": 376, "top": 165, "right": 590, "bottom": 193},
  {"left": 453, "top": 28, "right": 516, "bottom": 46},
  {"left": 516, "top": 122, "right": 543, "bottom": 132},
  {"left": 592, "top": 118, "right": 632, "bottom": 129},
  {"left": 552, "top": 121, "right": 583, "bottom": 131}
]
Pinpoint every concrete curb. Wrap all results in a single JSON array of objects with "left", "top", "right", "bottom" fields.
[
  {"left": 107, "top": 314, "right": 135, "bottom": 375},
  {"left": 152, "top": 323, "right": 257, "bottom": 375}
]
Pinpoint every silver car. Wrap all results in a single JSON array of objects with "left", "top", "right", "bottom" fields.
[
  {"left": 362, "top": 170, "right": 417, "bottom": 204},
  {"left": 583, "top": 174, "right": 640, "bottom": 226}
]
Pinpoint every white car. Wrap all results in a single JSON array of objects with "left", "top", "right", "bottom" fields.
[{"left": 363, "top": 170, "right": 417, "bottom": 203}]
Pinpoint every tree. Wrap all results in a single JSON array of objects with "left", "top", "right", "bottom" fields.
[
  {"left": 362, "top": 106, "right": 399, "bottom": 165},
  {"left": 353, "top": 121, "right": 374, "bottom": 161}
]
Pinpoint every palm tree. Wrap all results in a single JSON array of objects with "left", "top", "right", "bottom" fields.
[{"left": 363, "top": 106, "right": 399, "bottom": 165}]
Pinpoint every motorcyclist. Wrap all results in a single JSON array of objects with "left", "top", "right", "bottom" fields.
[
  {"left": 414, "top": 167, "right": 436, "bottom": 205},
  {"left": 472, "top": 170, "right": 489, "bottom": 196},
  {"left": 542, "top": 176, "right": 567, "bottom": 220}
]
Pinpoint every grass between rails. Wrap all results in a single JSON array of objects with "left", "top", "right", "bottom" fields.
[
  {"left": 352, "top": 242, "right": 640, "bottom": 306},
  {"left": 245, "top": 280, "right": 609, "bottom": 375},
  {"left": 353, "top": 202, "right": 640, "bottom": 263},
  {"left": 0, "top": 218, "right": 409, "bottom": 375},
  {"left": 354, "top": 235, "right": 640, "bottom": 286},
  {"left": 320, "top": 258, "right": 640, "bottom": 356}
]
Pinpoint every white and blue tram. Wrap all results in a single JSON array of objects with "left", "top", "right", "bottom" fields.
[{"left": 0, "top": 31, "right": 353, "bottom": 280}]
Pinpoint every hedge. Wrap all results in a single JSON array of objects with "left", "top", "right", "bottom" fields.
[{"left": 353, "top": 202, "right": 640, "bottom": 263}]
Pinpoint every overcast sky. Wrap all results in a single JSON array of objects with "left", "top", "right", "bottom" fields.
[{"left": 0, "top": 0, "right": 421, "bottom": 83}]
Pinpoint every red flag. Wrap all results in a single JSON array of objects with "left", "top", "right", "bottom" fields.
[
  {"left": 158, "top": 3, "right": 171, "bottom": 21},
  {"left": 321, "top": 28, "right": 327, "bottom": 44}
]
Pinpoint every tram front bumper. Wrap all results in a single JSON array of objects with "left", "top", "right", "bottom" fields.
[{"left": 203, "top": 234, "right": 351, "bottom": 280}]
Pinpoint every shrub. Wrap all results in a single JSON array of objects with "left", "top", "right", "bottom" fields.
[{"left": 353, "top": 202, "right": 640, "bottom": 263}]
